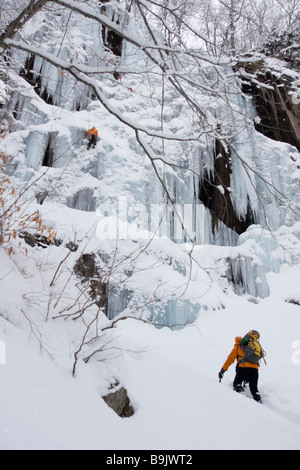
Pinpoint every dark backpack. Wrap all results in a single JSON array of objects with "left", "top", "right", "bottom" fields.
[{"left": 240, "top": 335, "right": 264, "bottom": 365}]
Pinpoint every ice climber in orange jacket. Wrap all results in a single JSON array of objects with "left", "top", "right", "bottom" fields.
[
  {"left": 86, "top": 127, "right": 98, "bottom": 150},
  {"left": 218, "top": 330, "right": 264, "bottom": 403}
]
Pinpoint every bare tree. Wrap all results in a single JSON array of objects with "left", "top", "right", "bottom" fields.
[
  {"left": 0, "top": 1, "right": 299, "bottom": 242},
  {"left": 44, "top": 233, "right": 196, "bottom": 375},
  {"left": 273, "top": 0, "right": 300, "bottom": 30}
]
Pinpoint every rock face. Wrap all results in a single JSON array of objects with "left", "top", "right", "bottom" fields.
[
  {"left": 102, "top": 381, "right": 134, "bottom": 418},
  {"left": 235, "top": 56, "right": 300, "bottom": 152},
  {"left": 73, "top": 253, "right": 109, "bottom": 313},
  {"left": 199, "top": 51, "right": 300, "bottom": 237},
  {"left": 198, "top": 52, "right": 300, "bottom": 238},
  {"left": 252, "top": 72, "right": 300, "bottom": 152},
  {"left": 19, "top": 231, "right": 62, "bottom": 249},
  {"left": 199, "top": 139, "right": 255, "bottom": 235}
]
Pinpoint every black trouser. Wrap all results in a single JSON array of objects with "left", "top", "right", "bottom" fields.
[
  {"left": 233, "top": 366, "right": 259, "bottom": 399},
  {"left": 87, "top": 135, "right": 97, "bottom": 149}
]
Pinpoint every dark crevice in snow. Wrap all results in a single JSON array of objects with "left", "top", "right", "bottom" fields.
[
  {"left": 101, "top": 3, "right": 123, "bottom": 61},
  {"left": 199, "top": 139, "right": 255, "bottom": 235},
  {"left": 42, "top": 132, "right": 57, "bottom": 167},
  {"left": 20, "top": 54, "right": 53, "bottom": 106}
]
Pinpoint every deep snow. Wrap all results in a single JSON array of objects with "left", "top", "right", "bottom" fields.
[{"left": 0, "top": 226, "right": 300, "bottom": 450}]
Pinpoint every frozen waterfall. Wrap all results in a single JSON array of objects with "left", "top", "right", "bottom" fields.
[{"left": 1, "top": 3, "right": 300, "bottom": 327}]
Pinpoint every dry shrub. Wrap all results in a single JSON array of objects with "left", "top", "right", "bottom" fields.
[{"left": 0, "top": 129, "right": 56, "bottom": 255}]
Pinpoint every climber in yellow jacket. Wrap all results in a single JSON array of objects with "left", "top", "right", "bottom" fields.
[
  {"left": 219, "top": 330, "right": 264, "bottom": 403},
  {"left": 86, "top": 127, "right": 98, "bottom": 150}
]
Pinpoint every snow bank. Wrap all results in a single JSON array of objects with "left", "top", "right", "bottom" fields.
[{"left": 0, "top": 243, "right": 300, "bottom": 450}]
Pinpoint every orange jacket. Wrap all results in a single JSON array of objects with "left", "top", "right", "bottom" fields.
[
  {"left": 222, "top": 337, "right": 259, "bottom": 371},
  {"left": 87, "top": 127, "right": 98, "bottom": 136}
]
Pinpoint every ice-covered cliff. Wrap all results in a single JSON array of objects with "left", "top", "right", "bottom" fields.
[{"left": 1, "top": 3, "right": 300, "bottom": 326}]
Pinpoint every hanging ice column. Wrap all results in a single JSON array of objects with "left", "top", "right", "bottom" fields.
[
  {"left": 229, "top": 77, "right": 300, "bottom": 231},
  {"left": 16, "top": 6, "right": 108, "bottom": 111},
  {"left": 143, "top": 159, "right": 206, "bottom": 245}
]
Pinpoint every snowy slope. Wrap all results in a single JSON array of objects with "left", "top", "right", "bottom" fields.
[
  {"left": 0, "top": 212, "right": 300, "bottom": 450},
  {"left": 1, "top": 3, "right": 300, "bottom": 452}
]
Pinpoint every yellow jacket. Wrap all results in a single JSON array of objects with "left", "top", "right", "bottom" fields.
[
  {"left": 222, "top": 336, "right": 260, "bottom": 371},
  {"left": 87, "top": 127, "right": 98, "bottom": 136}
]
